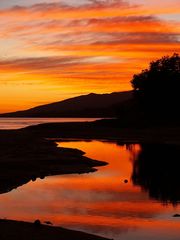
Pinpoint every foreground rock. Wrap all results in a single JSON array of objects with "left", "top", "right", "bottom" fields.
[{"left": 0, "top": 219, "right": 111, "bottom": 240}]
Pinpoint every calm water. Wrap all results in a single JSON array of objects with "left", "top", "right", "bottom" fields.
[
  {"left": 0, "top": 140, "right": 179, "bottom": 240},
  {"left": 0, "top": 118, "right": 102, "bottom": 129}
]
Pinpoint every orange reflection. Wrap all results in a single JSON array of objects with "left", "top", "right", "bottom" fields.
[{"left": 0, "top": 141, "right": 179, "bottom": 239}]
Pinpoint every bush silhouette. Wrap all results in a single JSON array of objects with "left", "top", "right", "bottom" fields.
[{"left": 131, "top": 53, "right": 180, "bottom": 115}]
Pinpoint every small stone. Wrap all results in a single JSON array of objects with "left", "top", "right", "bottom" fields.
[{"left": 124, "top": 179, "right": 128, "bottom": 184}]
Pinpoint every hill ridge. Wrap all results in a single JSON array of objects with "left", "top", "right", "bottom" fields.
[{"left": 0, "top": 91, "right": 133, "bottom": 117}]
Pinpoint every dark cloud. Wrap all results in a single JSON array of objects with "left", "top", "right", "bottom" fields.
[
  {"left": 0, "top": 0, "right": 131, "bottom": 14},
  {"left": 0, "top": 55, "right": 117, "bottom": 74},
  {"left": 35, "top": 32, "right": 179, "bottom": 48},
  {"left": 92, "top": 32, "right": 180, "bottom": 44},
  {"left": 0, "top": 56, "right": 88, "bottom": 71}
]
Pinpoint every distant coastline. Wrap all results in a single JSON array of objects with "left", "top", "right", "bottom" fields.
[{"left": 0, "top": 117, "right": 104, "bottom": 130}]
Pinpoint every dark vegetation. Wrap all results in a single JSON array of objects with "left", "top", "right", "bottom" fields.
[
  {"left": 118, "top": 53, "right": 180, "bottom": 127},
  {"left": 131, "top": 53, "right": 180, "bottom": 111}
]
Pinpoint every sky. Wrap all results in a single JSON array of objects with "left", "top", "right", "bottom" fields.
[{"left": 0, "top": 0, "right": 179, "bottom": 112}]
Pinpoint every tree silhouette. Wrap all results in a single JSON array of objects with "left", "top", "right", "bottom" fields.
[{"left": 131, "top": 53, "right": 180, "bottom": 115}]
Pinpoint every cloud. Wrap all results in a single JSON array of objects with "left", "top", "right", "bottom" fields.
[
  {"left": 0, "top": 0, "right": 179, "bottom": 112},
  {"left": 0, "top": 0, "right": 179, "bottom": 22},
  {"left": 0, "top": 55, "right": 121, "bottom": 79},
  {"left": 0, "top": 56, "right": 84, "bottom": 70},
  {"left": 0, "top": 0, "right": 132, "bottom": 18}
]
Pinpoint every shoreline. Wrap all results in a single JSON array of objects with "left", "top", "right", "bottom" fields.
[
  {"left": 21, "top": 121, "right": 180, "bottom": 145},
  {"left": 0, "top": 219, "right": 111, "bottom": 240},
  {"left": 0, "top": 128, "right": 107, "bottom": 194}
]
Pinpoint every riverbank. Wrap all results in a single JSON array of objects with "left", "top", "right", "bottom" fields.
[
  {"left": 0, "top": 128, "right": 107, "bottom": 194},
  {"left": 21, "top": 120, "right": 180, "bottom": 145},
  {"left": 0, "top": 126, "right": 109, "bottom": 239},
  {"left": 0, "top": 219, "right": 110, "bottom": 240}
]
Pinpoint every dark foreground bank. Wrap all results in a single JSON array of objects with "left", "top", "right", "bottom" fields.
[
  {"left": 21, "top": 119, "right": 180, "bottom": 144},
  {"left": 0, "top": 128, "right": 107, "bottom": 194},
  {"left": 0, "top": 219, "right": 111, "bottom": 240}
]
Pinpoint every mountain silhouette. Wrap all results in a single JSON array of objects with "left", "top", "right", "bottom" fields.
[{"left": 0, "top": 91, "right": 132, "bottom": 117}]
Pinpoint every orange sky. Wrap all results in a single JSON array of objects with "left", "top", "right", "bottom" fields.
[{"left": 0, "top": 0, "right": 179, "bottom": 113}]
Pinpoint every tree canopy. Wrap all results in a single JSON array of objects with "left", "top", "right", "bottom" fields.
[{"left": 131, "top": 53, "right": 180, "bottom": 113}]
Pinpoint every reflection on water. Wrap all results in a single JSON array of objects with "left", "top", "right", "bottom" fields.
[
  {"left": 0, "top": 141, "right": 179, "bottom": 240},
  {"left": 132, "top": 144, "right": 180, "bottom": 205}
]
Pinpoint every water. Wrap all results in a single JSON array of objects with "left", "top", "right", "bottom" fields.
[
  {"left": 0, "top": 118, "right": 102, "bottom": 129},
  {"left": 0, "top": 140, "right": 179, "bottom": 240}
]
